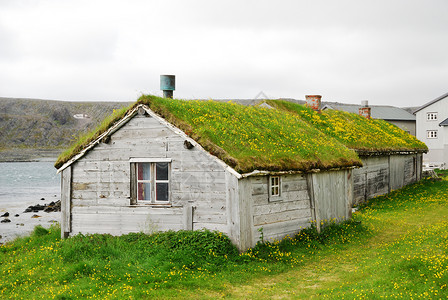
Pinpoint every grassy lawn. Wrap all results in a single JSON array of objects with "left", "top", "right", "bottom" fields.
[{"left": 2, "top": 176, "right": 448, "bottom": 299}]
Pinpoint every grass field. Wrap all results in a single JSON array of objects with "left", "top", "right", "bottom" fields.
[{"left": 1, "top": 175, "right": 448, "bottom": 299}]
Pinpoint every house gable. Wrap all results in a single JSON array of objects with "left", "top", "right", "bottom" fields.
[
  {"left": 415, "top": 93, "right": 448, "bottom": 165},
  {"left": 414, "top": 92, "right": 448, "bottom": 114},
  {"left": 57, "top": 104, "right": 240, "bottom": 178},
  {"left": 65, "top": 105, "right": 240, "bottom": 239}
]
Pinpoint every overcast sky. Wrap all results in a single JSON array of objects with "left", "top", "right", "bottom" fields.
[{"left": 0, "top": 0, "right": 447, "bottom": 107}]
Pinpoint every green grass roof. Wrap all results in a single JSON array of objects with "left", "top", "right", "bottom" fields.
[
  {"left": 55, "top": 96, "right": 427, "bottom": 173},
  {"left": 266, "top": 100, "right": 427, "bottom": 153}
]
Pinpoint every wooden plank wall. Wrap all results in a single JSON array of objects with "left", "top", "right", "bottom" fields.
[
  {"left": 70, "top": 114, "right": 230, "bottom": 237},
  {"left": 353, "top": 156, "right": 389, "bottom": 204},
  {"left": 245, "top": 174, "right": 312, "bottom": 246},
  {"left": 60, "top": 166, "right": 72, "bottom": 238},
  {"left": 353, "top": 153, "right": 422, "bottom": 205},
  {"left": 311, "top": 170, "right": 351, "bottom": 224}
]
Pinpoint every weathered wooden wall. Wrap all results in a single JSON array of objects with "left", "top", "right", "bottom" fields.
[
  {"left": 68, "top": 114, "right": 234, "bottom": 237},
  {"left": 60, "top": 166, "right": 72, "bottom": 238},
  {"left": 353, "top": 153, "right": 423, "bottom": 205},
  {"left": 353, "top": 156, "right": 390, "bottom": 204},
  {"left": 240, "top": 174, "right": 313, "bottom": 248},
  {"left": 310, "top": 169, "right": 352, "bottom": 226}
]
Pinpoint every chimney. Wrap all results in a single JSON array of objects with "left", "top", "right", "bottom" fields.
[
  {"left": 305, "top": 95, "right": 322, "bottom": 112},
  {"left": 160, "top": 75, "right": 175, "bottom": 98},
  {"left": 359, "top": 100, "right": 371, "bottom": 119}
]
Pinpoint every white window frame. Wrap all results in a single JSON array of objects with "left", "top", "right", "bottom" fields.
[
  {"left": 427, "top": 112, "right": 438, "bottom": 121},
  {"left": 427, "top": 130, "right": 438, "bottom": 139},
  {"left": 130, "top": 158, "right": 172, "bottom": 205},
  {"left": 269, "top": 176, "right": 281, "bottom": 200}
]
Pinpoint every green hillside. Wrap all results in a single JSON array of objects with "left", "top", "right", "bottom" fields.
[{"left": 0, "top": 97, "right": 131, "bottom": 161}]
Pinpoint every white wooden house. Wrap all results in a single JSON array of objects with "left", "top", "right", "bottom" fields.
[
  {"left": 415, "top": 92, "right": 448, "bottom": 169},
  {"left": 56, "top": 98, "right": 426, "bottom": 251}
]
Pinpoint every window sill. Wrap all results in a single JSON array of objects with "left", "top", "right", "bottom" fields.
[
  {"left": 129, "top": 203, "right": 173, "bottom": 208},
  {"left": 268, "top": 196, "right": 283, "bottom": 202}
]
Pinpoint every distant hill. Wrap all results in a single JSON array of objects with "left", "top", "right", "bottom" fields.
[{"left": 0, "top": 97, "right": 132, "bottom": 162}]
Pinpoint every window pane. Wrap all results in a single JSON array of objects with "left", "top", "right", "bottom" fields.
[
  {"left": 156, "top": 162, "right": 169, "bottom": 180},
  {"left": 138, "top": 182, "right": 151, "bottom": 201},
  {"left": 137, "top": 163, "right": 151, "bottom": 180},
  {"left": 156, "top": 183, "right": 169, "bottom": 201}
]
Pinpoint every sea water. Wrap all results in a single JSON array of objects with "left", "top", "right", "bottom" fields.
[
  {"left": 0, "top": 162, "right": 61, "bottom": 243},
  {"left": 0, "top": 161, "right": 60, "bottom": 209}
]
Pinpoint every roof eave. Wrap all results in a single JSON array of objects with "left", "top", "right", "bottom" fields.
[
  {"left": 56, "top": 106, "right": 140, "bottom": 173},
  {"left": 414, "top": 92, "right": 448, "bottom": 114},
  {"left": 57, "top": 104, "right": 243, "bottom": 179},
  {"left": 355, "top": 149, "right": 428, "bottom": 156}
]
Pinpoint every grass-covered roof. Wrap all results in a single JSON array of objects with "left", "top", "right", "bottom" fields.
[
  {"left": 266, "top": 100, "right": 427, "bottom": 154},
  {"left": 55, "top": 96, "right": 427, "bottom": 173}
]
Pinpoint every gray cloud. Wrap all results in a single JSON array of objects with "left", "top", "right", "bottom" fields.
[{"left": 0, "top": 0, "right": 447, "bottom": 107}]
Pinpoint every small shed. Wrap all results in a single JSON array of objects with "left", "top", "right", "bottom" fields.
[{"left": 55, "top": 96, "right": 427, "bottom": 250}]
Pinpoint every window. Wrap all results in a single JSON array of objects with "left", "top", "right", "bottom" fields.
[
  {"left": 270, "top": 176, "right": 281, "bottom": 197},
  {"left": 427, "top": 130, "right": 438, "bottom": 139},
  {"left": 427, "top": 112, "right": 438, "bottom": 121},
  {"left": 130, "top": 159, "right": 171, "bottom": 204}
]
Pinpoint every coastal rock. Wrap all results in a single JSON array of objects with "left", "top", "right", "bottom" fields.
[
  {"left": 1, "top": 212, "right": 9, "bottom": 217},
  {"left": 1, "top": 218, "right": 11, "bottom": 223},
  {"left": 24, "top": 201, "right": 61, "bottom": 213},
  {"left": 15, "top": 214, "right": 19, "bottom": 217}
]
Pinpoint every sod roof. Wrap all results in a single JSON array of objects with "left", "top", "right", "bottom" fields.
[
  {"left": 266, "top": 100, "right": 427, "bottom": 154},
  {"left": 55, "top": 96, "right": 427, "bottom": 174}
]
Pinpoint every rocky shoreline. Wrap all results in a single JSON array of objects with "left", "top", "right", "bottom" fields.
[{"left": 0, "top": 197, "right": 61, "bottom": 245}]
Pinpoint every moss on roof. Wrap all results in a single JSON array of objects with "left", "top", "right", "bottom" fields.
[
  {"left": 266, "top": 100, "right": 427, "bottom": 153},
  {"left": 55, "top": 96, "right": 426, "bottom": 173}
]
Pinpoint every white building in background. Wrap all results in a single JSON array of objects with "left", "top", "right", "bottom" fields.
[
  {"left": 415, "top": 92, "right": 448, "bottom": 169},
  {"left": 73, "top": 113, "right": 90, "bottom": 119}
]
